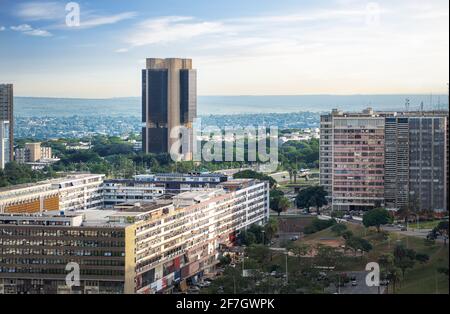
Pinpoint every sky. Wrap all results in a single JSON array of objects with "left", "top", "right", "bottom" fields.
[{"left": 0, "top": 0, "right": 448, "bottom": 98}]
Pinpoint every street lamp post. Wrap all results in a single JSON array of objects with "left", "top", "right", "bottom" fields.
[
  {"left": 262, "top": 230, "right": 266, "bottom": 246},
  {"left": 285, "top": 252, "right": 288, "bottom": 285}
]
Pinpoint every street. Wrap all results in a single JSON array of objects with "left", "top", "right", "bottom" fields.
[{"left": 326, "top": 272, "right": 387, "bottom": 295}]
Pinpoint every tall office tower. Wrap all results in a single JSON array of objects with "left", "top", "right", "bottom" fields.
[
  {"left": 0, "top": 84, "right": 14, "bottom": 166},
  {"left": 320, "top": 108, "right": 387, "bottom": 211},
  {"left": 0, "top": 121, "right": 10, "bottom": 169},
  {"left": 142, "top": 58, "right": 197, "bottom": 160},
  {"left": 385, "top": 113, "right": 448, "bottom": 212}
]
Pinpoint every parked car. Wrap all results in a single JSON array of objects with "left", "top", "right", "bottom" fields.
[
  {"left": 188, "top": 286, "right": 200, "bottom": 294},
  {"left": 196, "top": 281, "right": 209, "bottom": 288},
  {"left": 398, "top": 225, "right": 407, "bottom": 231},
  {"left": 351, "top": 281, "right": 358, "bottom": 287}
]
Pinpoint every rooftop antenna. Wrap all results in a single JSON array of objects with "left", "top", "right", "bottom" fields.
[
  {"left": 405, "top": 98, "right": 410, "bottom": 112},
  {"left": 430, "top": 93, "right": 433, "bottom": 111}
]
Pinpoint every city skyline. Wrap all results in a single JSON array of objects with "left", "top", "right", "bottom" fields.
[{"left": 0, "top": 0, "right": 449, "bottom": 98}]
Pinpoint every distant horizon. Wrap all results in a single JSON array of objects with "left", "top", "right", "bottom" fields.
[
  {"left": 13, "top": 93, "right": 450, "bottom": 100},
  {"left": 14, "top": 94, "right": 449, "bottom": 117}
]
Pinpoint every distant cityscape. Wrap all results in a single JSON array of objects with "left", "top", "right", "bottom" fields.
[{"left": 14, "top": 113, "right": 321, "bottom": 139}]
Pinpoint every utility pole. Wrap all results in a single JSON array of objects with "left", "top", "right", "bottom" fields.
[{"left": 285, "top": 251, "right": 288, "bottom": 285}]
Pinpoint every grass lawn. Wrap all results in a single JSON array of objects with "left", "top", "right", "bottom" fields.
[
  {"left": 297, "top": 222, "right": 449, "bottom": 294},
  {"left": 412, "top": 220, "right": 442, "bottom": 230},
  {"left": 397, "top": 245, "right": 449, "bottom": 294}
]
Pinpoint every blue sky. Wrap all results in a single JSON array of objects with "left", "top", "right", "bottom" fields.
[{"left": 0, "top": 0, "right": 448, "bottom": 98}]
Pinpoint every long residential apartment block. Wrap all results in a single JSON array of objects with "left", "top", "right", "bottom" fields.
[
  {"left": 0, "top": 179, "right": 269, "bottom": 294},
  {"left": 320, "top": 108, "right": 448, "bottom": 212}
]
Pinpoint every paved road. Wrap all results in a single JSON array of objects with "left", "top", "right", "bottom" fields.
[
  {"left": 272, "top": 232, "right": 302, "bottom": 247},
  {"left": 269, "top": 171, "right": 290, "bottom": 183},
  {"left": 327, "top": 272, "right": 386, "bottom": 295}
]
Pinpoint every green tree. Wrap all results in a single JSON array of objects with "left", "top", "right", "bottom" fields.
[
  {"left": 233, "top": 170, "right": 276, "bottom": 188},
  {"left": 275, "top": 197, "right": 291, "bottom": 216},
  {"left": 386, "top": 267, "right": 401, "bottom": 294},
  {"left": 393, "top": 244, "right": 416, "bottom": 278},
  {"left": 264, "top": 218, "right": 279, "bottom": 242},
  {"left": 247, "top": 244, "right": 272, "bottom": 265},
  {"left": 331, "top": 223, "right": 347, "bottom": 236},
  {"left": 269, "top": 189, "right": 284, "bottom": 212},
  {"left": 238, "top": 231, "right": 257, "bottom": 246},
  {"left": 295, "top": 186, "right": 328, "bottom": 214},
  {"left": 434, "top": 221, "right": 449, "bottom": 246},
  {"left": 415, "top": 253, "right": 430, "bottom": 264},
  {"left": 363, "top": 208, "right": 392, "bottom": 232}
]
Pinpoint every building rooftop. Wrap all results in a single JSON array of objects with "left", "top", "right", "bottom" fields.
[
  {"left": 0, "top": 173, "right": 104, "bottom": 195},
  {"left": 327, "top": 108, "right": 449, "bottom": 118}
]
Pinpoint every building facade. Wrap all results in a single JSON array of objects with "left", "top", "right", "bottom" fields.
[
  {"left": 320, "top": 108, "right": 386, "bottom": 211},
  {"left": 384, "top": 113, "right": 448, "bottom": 212},
  {"left": 15, "top": 143, "right": 53, "bottom": 163},
  {"left": 0, "top": 179, "right": 269, "bottom": 294},
  {"left": 142, "top": 58, "right": 197, "bottom": 160},
  {"left": 103, "top": 173, "right": 228, "bottom": 207},
  {"left": 320, "top": 108, "right": 449, "bottom": 212},
  {"left": 0, "top": 84, "right": 13, "bottom": 168},
  {"left": 0, "top": 174, "right": 105, "bottom": 214},
  {"left": 0, "top": 211, "right": 128, "bottom": 294},
  {"left": 0, "top": 121, "right": 10, "bottom": 169}
]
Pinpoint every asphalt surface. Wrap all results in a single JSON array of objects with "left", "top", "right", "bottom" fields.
[
  {"left": 327, "top": 271, "right": 386, "bottom": 295},
  {"left": 272, "top": 232, "right": 302, "bottom": 247}
]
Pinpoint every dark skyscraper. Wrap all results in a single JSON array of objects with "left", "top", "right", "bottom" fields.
[
  {"left": 142, "top": 58, "right": 197, "bottom": 160},
  {"left": 0, "top": 84, "right": 14, "bottom": 167}
]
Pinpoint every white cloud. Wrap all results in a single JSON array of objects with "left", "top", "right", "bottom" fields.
[
  {"left": 11, "top": 24, "right": 33, "bottom": 32},
  {"left": 115, "top": 48, "right": 129, "bottom": 53},
  {"left": 10, "top": 24, "right": 52, "bottom": 37},
  {"left": 17, "top": 2, "right": 136, "bottom": 30},
  {"left": 124, "top": 16, "right": 225, "bottom": 47},
  {"left": 0, "top": 26, "right": 6, "bottom": 31},
  {"left": 16, "top": 2, "right": 65, "bottom": 21},
  {"left": 25, "top": 29, "right": 52, "bottom": 37},
  {"left": 78, "top": 12, "right": 137, "bottom": 29}
]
